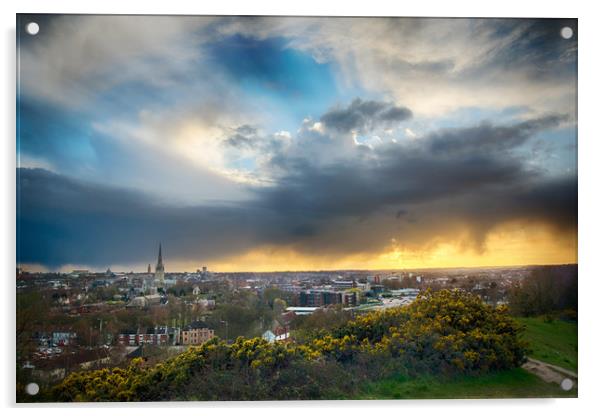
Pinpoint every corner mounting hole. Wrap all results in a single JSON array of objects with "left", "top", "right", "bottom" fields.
[
  {"left": 560, "top": 378, "right": 574, "bottom": 391},
  {"left": 26, "top": 22, "right": 40, "bottom": 36},
  {"left": 25, "top": 382, "right": 39, "bottom": 395},
  {"left": 560, "top": 26, "right": 573, "bottom": 39}
]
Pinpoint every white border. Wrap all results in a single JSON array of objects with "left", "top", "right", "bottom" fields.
[{"left": 2, "top": 1, "right": 601, "bottom": 415}]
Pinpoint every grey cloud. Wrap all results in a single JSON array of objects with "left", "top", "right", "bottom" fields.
[
  {"left": 428, "top": 114, "right": 568, "bottom": 155},
  {"left": 379, "top": 106, "right": 415, "bottom": 122},
  {"left": 480, "top": 19, "right": 577, "bottom": 76},
  {"left": 225, "top": 134, "right": 254, "bottom": 148},
  {"left": 224, "top": 125, "right": 280, "bottom": 150},
  {"left": 18, "top": 14, "right": 214, "bottom": 108},
  {"left": 262, "top": 115, "right": 567, "bottom": 217},
  {"left": 225, "top": 124, "right": 259, "bottom": 148},
  {"left": 395, "top": 209, "right": 408, "bottom": 219},
  {"left": 235, "top": 125, "right": 258, "bottom": 136},
  {"left": 320, "top": 98, "right": 412, "bottom": 133}
]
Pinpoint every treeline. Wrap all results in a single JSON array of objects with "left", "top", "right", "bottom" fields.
[
  {"left": 39, "top": 290, "right": 527, "bottom": 402},
  {"left": 508, "top": 265, "right": 577, "bottom": 319}
]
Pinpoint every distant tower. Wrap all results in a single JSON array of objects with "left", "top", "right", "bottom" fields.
[
  {"left": 147, "top": 264, "right": 151, "bottom": 274},
  {"left": 155, "top": 243, "right": 165, "bottom": 288}
]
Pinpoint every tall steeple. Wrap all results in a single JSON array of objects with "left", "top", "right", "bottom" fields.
[
  {"left": 155, "top": 243, "right": 165, "bottom": 287},
  {"left": 157, "top": 243, "right": 163, "bottom": 268}
]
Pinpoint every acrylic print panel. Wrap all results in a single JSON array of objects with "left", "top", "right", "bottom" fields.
[{"left": 16, "top": 14, "right": 578, "bottom": 402}]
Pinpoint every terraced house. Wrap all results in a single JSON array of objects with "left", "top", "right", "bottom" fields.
[{"left": 179, "top": 321, "right": 215, "bottom": 345}]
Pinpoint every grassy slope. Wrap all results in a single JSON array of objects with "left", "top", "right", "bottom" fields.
[
  {"left": 355, "top": 368, "right": 576, "bottom": 399},
  {"left": 517, "top": 317, "right": 578, "bottom": 372},
  {"left": 353, "top": 317, "right": 578, "bottom": 400}
]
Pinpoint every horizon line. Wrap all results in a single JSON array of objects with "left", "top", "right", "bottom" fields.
[{"left": 17, "top": 262, "right": 578, "bottom": 275}]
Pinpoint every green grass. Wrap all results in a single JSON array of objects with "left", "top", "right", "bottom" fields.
[
  {"left": 517, "top": 317, "right": 578, "bottom": 372},
  {"left": 355, "top": 368, "right": 576, "bottom": 399}
]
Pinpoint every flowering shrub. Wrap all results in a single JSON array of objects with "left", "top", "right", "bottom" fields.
[
  {"left": 50, "top": 290, "right": 527, "bottom": 401},
  {"left": 373, "top": 290, "right": 528, "bottom": 375}
]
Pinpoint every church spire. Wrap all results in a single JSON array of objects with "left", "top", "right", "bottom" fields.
[
  {"left": 155, "top": 243, "right": 165, "bottom": 287},
  {"left": 157, "top": 243, "right": 163, "bottom": 267}
]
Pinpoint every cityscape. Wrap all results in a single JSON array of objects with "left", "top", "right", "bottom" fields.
[
  {"left": 16, "top": 14, "right": 577, "bottom": 401},
  {"left": 16, "top": 242, "right": 577, "bottom": 395}
]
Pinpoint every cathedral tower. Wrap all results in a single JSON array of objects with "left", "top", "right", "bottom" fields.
[{"left": 155, "top": 243, "right": 165, "bottom": 288}]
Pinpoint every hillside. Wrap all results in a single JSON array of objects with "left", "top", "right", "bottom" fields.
[
  {"left": 28, "top": 289, "right": 535, "bottom": 402},
  {"left": 517, "top": 316, "right": 578, "bottom": 372}
]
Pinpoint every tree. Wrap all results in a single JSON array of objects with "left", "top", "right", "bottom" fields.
[
  {"left": 273, "top": 298, "right": 287, "bottom": 315},
  {"left": 16, "top": 291, "right": 50, "bottom": 364},
  {"left": 509, "top": 266, "right": 577, "bottom": 317}
]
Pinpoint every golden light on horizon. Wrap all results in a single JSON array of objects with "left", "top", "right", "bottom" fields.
[{"left": 199, "top": 221, "right": 577, "bottom": 272}]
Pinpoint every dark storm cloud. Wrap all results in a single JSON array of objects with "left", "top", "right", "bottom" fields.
[
  {"left": 397, "top": 174, "right": 578, "bottom": 253},
  {"left": 320, "top": 98, "right": 412, "bottom": 133},
  {"left": 17, "top": 112, "right": 575, "bottom": 267},
  {"left": 428, "top": 114, "right": 568, "bottom": 155},
  {"left": 511, "top": 175, "right": 577, "bottom": 230},
  {"left": 395, "top": 209, "right": 408, "bottom": 219},
  {"left": 16, "top": 169, "right": 268, "bottom": 267},
  {"left": 259, "top": 114, "right": 568, "bottom": 217},
  {"left": 249, "top": 113, "right": 575, "bottom": 254}
]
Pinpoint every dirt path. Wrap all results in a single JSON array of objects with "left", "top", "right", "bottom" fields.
[{"left": 522, "top": 357, "right": 578, "bottom": 390}]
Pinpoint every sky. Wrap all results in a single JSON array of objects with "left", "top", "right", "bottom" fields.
[{"left": 16, "top": 15, "right": 577, "bottom": 272}]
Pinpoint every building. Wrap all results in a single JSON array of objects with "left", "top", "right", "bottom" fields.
[
  {"left": 370, "top": 284, "right": 385, "bottom": 295},
  {"left": 155, "top": 243, "right": 165, "bottom": 288},
  {"left": 322, "top": 291, "right": 341, "bottom": 305},
  {"left": 262, "top": 330, "right": 290, "bottom": 343},
  {"left": 296, "top": 290, "right": 343, "bottom": 307},
  {"left": 154, "top": 244, "right": 165, "bottom": 287},
  {"left": 127, "top": 293, "right": 164, "bottom": 308},
  {"left": 342, "top": 291, "right": 358, "bottom": 306},
  {"left": 51, "top": 331, "right": 76, "bottom": 346},
  {"left": 262, "top": 330, "right": 277, "bottom": 343},
  {"left": 285, "top": 306, "right": 320, "bottom": 316},
  {"left": 117, "top": 327, "right": 173, "bottom": 346},
  {"left": 332, "top": 280, "right": 355, "bottom": 290},
  {"left": 179, "top": 321, "right": 215, "bottom": 345},
  {"left": 390, "top": 288, "right": 420, "bottom": 298},
  {"left": 298, "top": 290, "right": 324, "bottom": 307}
]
